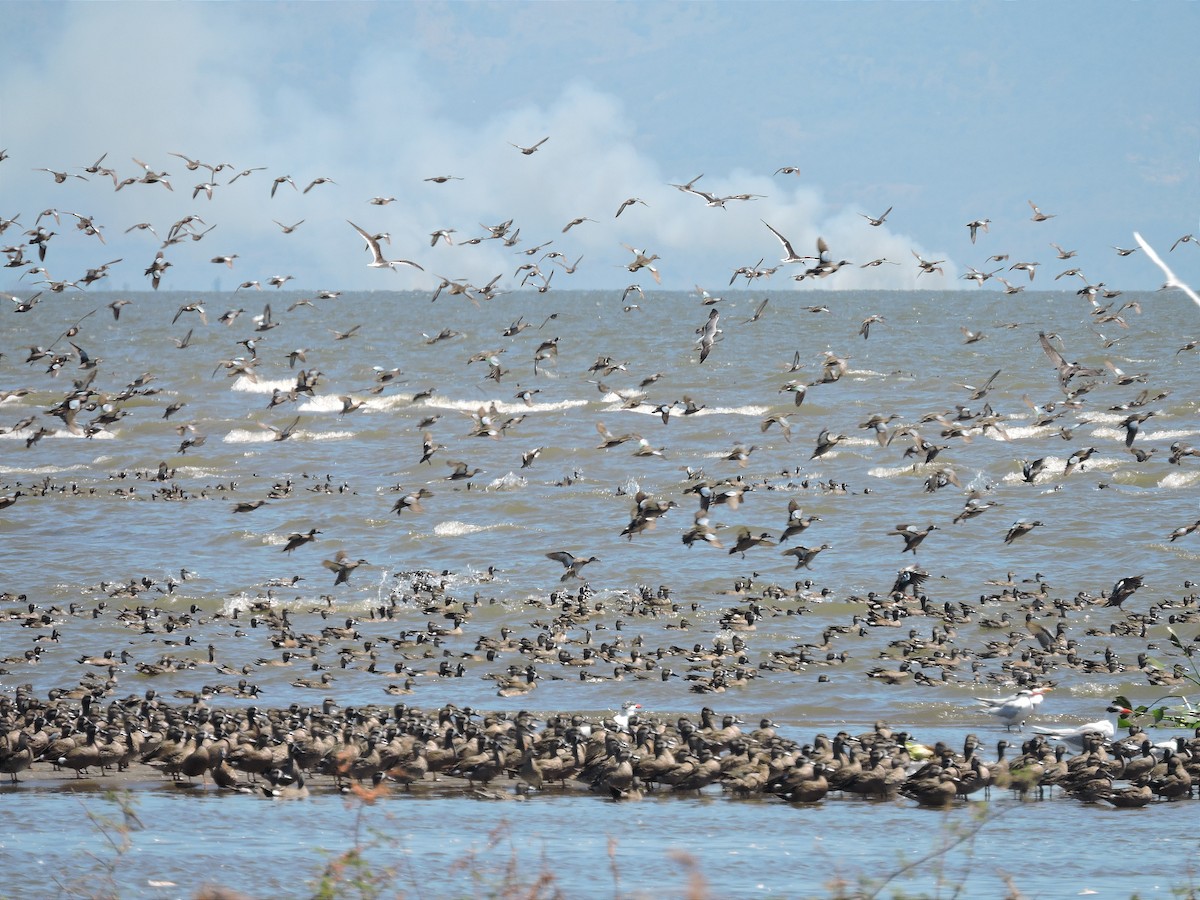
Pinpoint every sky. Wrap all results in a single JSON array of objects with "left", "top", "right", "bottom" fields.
[{"left": 2, "top": 1, "right": 1198, "bottom": 296}]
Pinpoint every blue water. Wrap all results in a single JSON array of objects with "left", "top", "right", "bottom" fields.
[
  {"left": 1, "top": 786, "right": 1196, "bottom": 899},
  {"left": 1, "top": 287, "right": 1198, "bottom": 898}
]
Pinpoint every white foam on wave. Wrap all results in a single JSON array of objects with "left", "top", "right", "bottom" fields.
[
  {"left": 0, "top": 428, "right": 114, "bottom": 442},
  {"left": 368, "top": 394, "right": 416, "bottom": 412},
  {"left": 487, "top": 472, "right": 528, "bottom": 490},
  {"left": 230, "top": 376, "right": 295, "bottom": 394},
  {"left": 1081, "top": 411, "right": 1130, "bottom": 426},
  {"left": 1078, "top": 454, "right": 1122, "bottom": 472},
  {"left": 1162, "top": 544, "right": 1200, "bottom": 560},
  {"left": 224, "top": 429, "right": 280, "bottom": 444},
  {"left": 223, "top": 426, "right": 350, "bottom": 443},
  {"left": 172, "top": 466, "right": 225, "bottom": 478},
  {"left": 598, "top": 391, "right": 643, "bottom": 406},
  {"left": 219, "top": 594, "right": 258, "bottom": 617},
  {"left": 867, "top": 463, "right": 927, "bottom": 479},
  {"left": 701, "top": 448, "right": 755, "bottom": 461},
  {"left": 1087, "top": 426, "right": 1125, "bottom": 442},
  {"left": 522, "top": 398, "right": 589, "bottom": 413},
  {"left": 993, "top": 424, "right": 1060, "bottom": 441},
  {"left": 0, "top": 462, "right": 89, "bottom": 475},
  {"left": 427, "top": 396, "right": 584, "bottom": 416},
  {"left": 1158, "top": 470, "right": 1200, "bottom": 489},
  {"left": 658, "top": 405, "right": 769, "bottom": 418},
  {"left": 838, "top": 435, "right": 878, "bottom": 449},
  {"left": 1146, "top": 427, "right": 1200, "bottom": 441},
  {"left": 218, "top": 589, "right": 340, "bottom": 616},
  {"left": 998, "top": 463, "right": 1058, "bottom": 485},
  {"left": 432, "top": 520, "right": 516, "bottom": 537},
  {"left": 998, "top": 453, "right": 1123, "bottom": 482},
  {"left": 296, "top": 394, "right": 401, "bottom": 415},
  {"left": 297, "top": 395, "right": 350, "bottom": 413}
]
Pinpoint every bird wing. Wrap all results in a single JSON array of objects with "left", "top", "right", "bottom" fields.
[
  {"left": 1038, "top": 332, "right": 1068, "bottom": 371},
  {"left": 347, "top": 220, "right": 383, "bottom": 263},
  {"left": 760, "top": 220, "right": 798, "bottom": 260}
]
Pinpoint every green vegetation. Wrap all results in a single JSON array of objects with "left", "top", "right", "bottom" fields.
[{"left": 1117, "top": 627, "right": 1200, "bottom": 730}]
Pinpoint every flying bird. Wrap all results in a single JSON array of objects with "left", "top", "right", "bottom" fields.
[
  {"left": 228, "top": 166, "right": 266, "bottom": 183},
  {"left": 966, "top": 219, "right": 990, "bottom": 243},
  {"left": 281, "top": 529, "right": 320, "bottom": 554},
  {"left": 859, "top": 206, "right": 892, "bottom": 227},
  {"left": 913, "top": 251, "right": 944, "bottom": 276},
  {"left": 510, "top": 137, "right": 549, "bottom": 155},
  {"left": 347, "top": 220, "right": 424, "bottom": 272},
  {"left": 270, "top": 175, "right": 298, "bottom": 197},
  {"left": 34, "top": 167, "right": 87, "bottom": 184},
  {"left": 545, "top": 551, "right": 600, "bottom": 581},
  {"left": 1004, "top": 520, "right": 1043, "bottom": 543},
  {"left": 391, "top": 487, "right": 432, "bottom": 514},
  {"left": 144, "top": 251, "right": 171, "bottom": 290},
  {"left": 891, "top": 523, "right": 939, "bottom": 554},
  {"left": 1168, "top": 520, "right": 1200, "bottom": 542},
  {"left": 1104, "top": 575, "right": 1144, "bottom": 608},
  {"left": 781, "top": 543, "right": 830, "bottom": 570},
  {"left": 1133, "top": 231, "right": 1200, "bottom": 309},
  {"left": 741, "top": 298, "right": 769, "bottom": 324},
  {"left": 761, "top": 220, "right": 808, "bottom": 264},
  {"left": 259, "top": 416, "right": 301, "bottom": 442},
  {"left": 615, "top": 197, "right": 647, "bottom": 218},
  {"left": 810, "top": 427, "right": 844, "bottom": 459},
  {"left": 323, "top": 550, "right": 369, "bottom": 586},
  {"left": 728, "top": 528, "right": 776, "bottom": 558},
  {"left": 859, "top": 314, "right": 885, "bottom": 339},
  {"left": 696, "top": 309, "right": 720, "bottom": 363},
  {"left": 1028, "top": 200, "right": 1055, "bottom": 222},
  {"left": 623, "top": 245, "right": 661, "bottom": 283}
]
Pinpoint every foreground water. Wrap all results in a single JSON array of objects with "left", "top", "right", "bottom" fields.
[
  {"left": 1, "top": 288, "right": 1198, "bottom": 898},
  {"left": 2, "top": 785, "right": 1197, "bottom": 899}
]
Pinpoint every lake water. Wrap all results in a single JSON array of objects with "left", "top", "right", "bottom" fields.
[{"left": 1, "top": 287, "right": 1198, "bottom": 898}]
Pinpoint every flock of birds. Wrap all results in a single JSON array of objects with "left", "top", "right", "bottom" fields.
[
  {"left": 2, "top": 140, "right": 1200, "bottom": 808},
  {"left": 1, "top": 691, "right": 1195, "bottom": 809},
  {"left": 5, "top": 142, "right": 1199, "bottom": 300}
]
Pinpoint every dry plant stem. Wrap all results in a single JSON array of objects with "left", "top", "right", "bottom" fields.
[
  {"left": 608, "top": 836, "right": 621, "bottom": 898},
  {"left": 865, "top": 805, "right": 1013, "bottom": 900}
]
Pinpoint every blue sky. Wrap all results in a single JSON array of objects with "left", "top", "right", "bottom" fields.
[{"left": 2, "top": 2, "right": 1197, "bottom": 294}]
